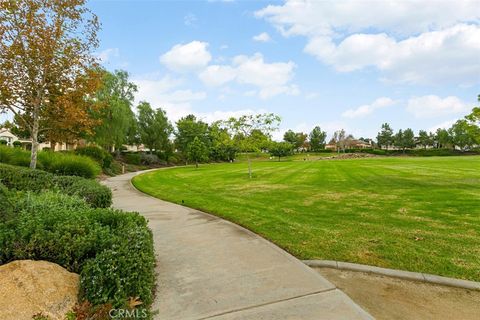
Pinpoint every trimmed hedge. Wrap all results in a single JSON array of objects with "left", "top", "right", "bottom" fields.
[
  {"left": 0, "top": 146, "right": 100, "bottom": 178},
  {"left": 0, "top": 190, "right": 155, "bottom": 313},
  {"left": 0, "top": 163, "right": 111, "bottom": 208}
]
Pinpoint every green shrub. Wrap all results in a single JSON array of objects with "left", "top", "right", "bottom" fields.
[
  {"left": 0, "top": 191, "right": 155, "bottom": 312},
  {"left": 141, "top": 153, "right": 160, "bottom": 165},
  {"left": 38, "top": 152, "right": 100, "bottom": 178},
  {"left": 124, "top": 153, "right": 141, "bottom": 165},
  {"left": 0, "top": 145, "right": 32, "bottom": 167},
  {"left": 53, "top": 175, "right": 112, "bottom": 208},
  {"left": 0, "top": 183, "right": 14, "bottom": 222},
  {"left": 0, "top": 140, "right": 7, "bottom": 145},
  {"left": 76, "top": 146, "right": 113, "bottom": 169},
  {"left": 81, "top": 223, "right": 155, "bottom": 307},
  {"left": 0, "top": 163, "right": 53, "bottom": 191},
  {"left": 12, "top": 141, "right": 22, "bottom": 148},
  {"left": 0, "top": 163, "right": 111, "bottom": 208},
  {"left": 0, "top": 146, "right": 100, "bottom": 178},
  {"left": 369, "top": 149, "right": 387, "bottom": 155}
]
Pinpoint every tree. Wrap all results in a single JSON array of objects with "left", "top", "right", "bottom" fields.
[
  {"left": 137, "top": 102, "right": 172, "bottom": 154},
  {"left": 309, "top": 126, "right": 327, "bottom": 151},
  {"left": 0, "top": 0, "right": 100, "bottom": 168},
  {"left": 449, "top": 120, "right": 478, "bottom": 151},
  {"left": 435, "top": 128, "right": 452, "bottom": 148},
  {"left": 394, "top": 129, "right": 404, "bottom": 150},
  {"left": 295, "top": 132, "right": 308, "bottom": 151},
  {"left": 394, "top": 128, "right": 415, "bottom": 152},
  {"left": 332, "top": 129, "right": 346, "bottom": 152},
  {"left": 377, "top": 123, "right": 394, "bottom": 149},
  {"left": 403, "top": 128, "right": 415, "bottom": 150},
  {"left": 187, "top": 136, "right": 209, "bottom": 168},
  {"left": 466, "top": 94, "right": 480, "bottom": 122},
  {"left": 283, "top": 130, "right": 307, "bottom": 151},
  {"left": 465, "top": 94, "right": 480, "bottom": 142},
  {"left": 283, "top": 130, "right": 297, "bottom": 145},
  {"left": 175, "top": 115, "right": 209, "bottom": 155},
  {"left": 91, "top": 70, "right": 137, "bottom": 152},
  {"left": 208, "top": 122, "right": 236, "bottom": 161},
  {"left": 269, "top": 141, "right": 293, "bottom": 161},
  {"left": 224, "top": 113, "right": 280, "bottom": 178},
  {"left": 418, "top": 130, "right": 433, "bottom": 149}
]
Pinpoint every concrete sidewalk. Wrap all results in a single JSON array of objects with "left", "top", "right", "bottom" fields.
[{"left": 103, "top": 171, "right": 374, "bottom": 320}]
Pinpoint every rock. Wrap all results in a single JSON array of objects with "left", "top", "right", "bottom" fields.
[{"left": 0, "top": 260, "right": 79, "bottom": 320}]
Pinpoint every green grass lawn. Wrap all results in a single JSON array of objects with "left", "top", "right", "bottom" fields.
[{"left": 132, "top": 156, "right": 480, "bottom": 281}]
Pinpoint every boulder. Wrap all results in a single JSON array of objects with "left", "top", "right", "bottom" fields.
[{"left": 0, "top": 260, "right": 79, "bottom": 320}]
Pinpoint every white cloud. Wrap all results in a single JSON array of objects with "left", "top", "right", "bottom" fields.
[
  {"left": 133, "top": 76, "right": 273, "bottom": 125},
  {"left": 96, "top": 48, "right": 120, "bottom": 63},
  {"left": 160, "top": 41, "right": 212, "bottom": 73},
  {"left": 304, "top": 24, "right": 480, "bottom": 84},
  {"left": 429, "top": 119, "right": 458, "bottom": 132},
  {"left": 198, "top": 53, "right": 298, "bottom": 99},
  {"left": 406, "top": 95, "right": 469, "bottom": 119},
  {"left": 256, "top": 0, "right": 480, "bottom": 37},
  {"left": 253, "top": 32, "right": 271, "bottom": 42},
  {"left": 342, "top": 97, "right": 395, "bottom": 118},
  {"left": 256, "top": 0, "right": 480, "bottom": 85},
  {"left": 133, "top": 76, "right": 206, "bottom": 121},
  {"left": 199, "top": 65, "right": 237, "bottom": 87}
]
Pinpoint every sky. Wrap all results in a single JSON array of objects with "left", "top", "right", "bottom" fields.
[{"left": 21, "top": 0, "right": 480, "bottom": 140}]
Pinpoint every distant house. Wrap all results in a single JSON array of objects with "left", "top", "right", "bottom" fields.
[
  {"left": 347, "top": 139, "right": 372, "bottom": 149},
  {"left": 325, "top": 138, "right": 372, "bottom": 151},
  {"left": 0, "top": 128, "right": 31, "bottom": 147},
  {"left": 0, "top": 128, "right": 74, "bottom": 151}
]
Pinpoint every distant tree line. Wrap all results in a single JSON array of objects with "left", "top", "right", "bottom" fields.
[{"left": 2, "top": 61, "right": 479, "bottom": 168}]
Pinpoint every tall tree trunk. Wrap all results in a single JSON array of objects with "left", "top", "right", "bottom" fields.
[
  {"left": 195, "top": 160, "right": 198, "bottom": 169},
  {"left": 29, "top": 113, "right": 40, "bottom": 169},
  {"left": 248, "top": 155, "right": 252, "bottom": 179}
]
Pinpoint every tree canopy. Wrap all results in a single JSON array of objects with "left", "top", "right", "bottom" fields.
[
  {"left": 376, "top": 123, "right": 394, "bottom": 149},
  {"left": 91, "top": 70, "right": 137, "bottom": 152},
  {"left": 137, "top": 102, "right": 172, "bottom": 154},
  {"left": 0, "top": 0, "right": 100, "bottom": 168},
  {"left": 187, "top": 136, "right": 209, "bottom": 168},
  {"left": 309, "top": 126, "right": 327, "bottom": 151}
]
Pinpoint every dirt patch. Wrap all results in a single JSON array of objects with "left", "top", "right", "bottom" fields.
[{"left": 316, "top": 267, "right": 480, "bottom": 320}]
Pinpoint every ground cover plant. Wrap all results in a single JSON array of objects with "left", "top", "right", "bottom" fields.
[{"left": 133, "top": 156, "right": 480, "bottom": 281}]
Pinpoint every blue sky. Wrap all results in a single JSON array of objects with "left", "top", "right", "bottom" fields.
[{"left": 90, "top": 0, "right": 479, "bottom": 140}]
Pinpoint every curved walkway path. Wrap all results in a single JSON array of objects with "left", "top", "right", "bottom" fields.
[{"left": 103, "top": 171, "right": 373, "bottom": 320}]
